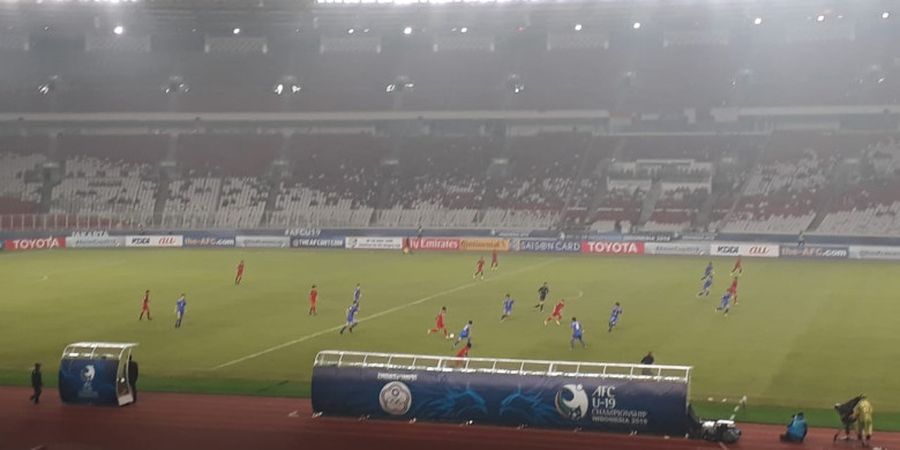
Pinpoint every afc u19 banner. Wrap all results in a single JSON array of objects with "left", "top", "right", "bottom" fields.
[
  {"left": 311, "top": 366, "right": 688, "bottom": 435},
  {"left": 58, "top": 359, "right": 120, "bottom": 405}
]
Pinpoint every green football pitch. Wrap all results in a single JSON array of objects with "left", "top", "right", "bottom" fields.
[{"left": 2, "top": 249, "right": 899, "bottom": 424}]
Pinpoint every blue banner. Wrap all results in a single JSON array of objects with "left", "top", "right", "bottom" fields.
[
  {"left": 183, "top": 232, "right": 236, "bottom": 248},
  {"left": 510, "top": 239, "right": 582, "bottom": 253},
  {"left": 779, "top": 245, "right": 849, "bottom": 259},
  {"left": 291, "top": 237, "right": 346, "bottom": 249},
  {"left": 311, "top": 366, "right": 688, "bottom": 435},
  {"left": 58, "top": 359, "right": 120, "bottom": 405}
]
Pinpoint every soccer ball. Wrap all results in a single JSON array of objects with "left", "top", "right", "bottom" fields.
[{"left": 449, "top": 333, "right": 455, "bottom": 339}]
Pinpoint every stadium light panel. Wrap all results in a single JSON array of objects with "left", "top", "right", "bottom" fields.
[
  {"left": 632, "top": 22, "right": 641, "bottom": 30},
  {"left": 460, "top": 27, "right": 468, "bottom": 33},
  {"left": 816, "top": 15, "right": 825, "bottom": 22},
  {"left": 574, "top": 24, "right": 583, "bottom": 31},
  {"left": 347, "top": 28, "right": 355, "bottom": 34},
  {"left": 753, "top": 17, "right": 762, "bottom": 25},
  {"left": 113, "top": 25, "right": 124, "bottom": 35},
  {"left": 233, "top": 27, "right": 241, "bottom": 35},
  {"left": 883, "top": 12, "right": 891, "bottom": 19},
  {"left": 403, "top": 26, "right": 413, "bottom": 35}
]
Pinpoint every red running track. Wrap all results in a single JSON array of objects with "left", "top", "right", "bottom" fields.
[{"left": 0, "top": 387, "right": 895, "bottom": 450}]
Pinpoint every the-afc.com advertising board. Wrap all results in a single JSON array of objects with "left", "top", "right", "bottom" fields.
[
  {"left": 4, "top": 236, "right": 66, "bottom": 251},
  {"left": 312, "top": 366, "right": 688, "bottom": 435},
  {"left": 780, "top": 245, "right": 849, "bottom": 259}
]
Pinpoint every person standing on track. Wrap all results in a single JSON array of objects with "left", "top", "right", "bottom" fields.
[
  {"left": 29, "top": 363, "right": 42, "bottom": 405},
  {"left": 139, "top": 289, "right": 152, "bottom": 321},
  {"left": 127, "top": 355, "right": 139, "bottom": 403},
  {"left": 852, "top": 396, "right": 874, "bottom": 446}
]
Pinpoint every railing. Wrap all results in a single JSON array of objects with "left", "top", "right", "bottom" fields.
[{"left": 314, "top": 350, "right": 692, "bottom": 383}]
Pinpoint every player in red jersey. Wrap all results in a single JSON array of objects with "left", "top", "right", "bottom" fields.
[
  {"left": 731, "top": 256, "right": 743, "bottom": 277},
  {"left": 490, "top": 250, "right": 499, "bottom": 271},
  {"left": 427, "top": 306, "right": 449, "bottom": 338},
  {"left": 308, "top": 285, "right": 319, "bottom": 316},
  {"left": 454, "top": 342, "right": 472, "bottom": 367},
  {"left": 727, "top": 277, "right": 739, "bottom": 305},
  {"left": 235, "top": 260, "right": 245, "bottom": 285},
  {"left": 473, "top": 257, "right": 486, "bottom": 280},
  {"left": 544, "top": 299, "right": 566, "bottom": 326},
  {"left": 139, "top": 290, "right": 152, "bottom": 321}
]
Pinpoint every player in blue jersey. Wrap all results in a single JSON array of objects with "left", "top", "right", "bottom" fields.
[
  {"left": 453, "top": 320, "right": 473, "bottom": 347},
  {"left": 499, "top": 294, "right": 515, "bottom": 321},
  {"left": 608, "top": 302, "right": 623, "bottom": 332},
  {"left": 570, "top": 317, "right": 586, "bottom": 349},
  {"left": 697, "top": 271, "right": 714, "bottom": 297},
  {"left": 716, "top": 290, "right": 733, "bottom": 316},
  {"left": 174, "top": 293, "right": 187, "bottom": 328},
  {"left": 702, "top": 261, "right": 714, "bottom": 279},
  {"left": 339, "top": 303, "right": 360, "bottom": 334},
  {"left": 352, "top": 283, "right": 362, "bottom": 305}
]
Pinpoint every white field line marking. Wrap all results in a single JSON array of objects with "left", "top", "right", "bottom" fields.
[
  {"left": 572, "top": 290, "right": 584, "bottom": 300},
  {"left": 211, "top": 258, "right": 558, "bottom": 370}
]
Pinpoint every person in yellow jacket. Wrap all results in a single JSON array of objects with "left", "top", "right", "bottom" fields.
[{"left": 852, "top": 396, "right": 874, "bottom": 446}]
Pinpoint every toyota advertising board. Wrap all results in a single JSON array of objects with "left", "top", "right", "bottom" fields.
[
  {"left": 125, "top": 235, "right": 184, "bottom": 248},
  {"left": 580, "top": 241, "right": 645, "bottom": 255},
  {"left": 345, "top": 237, "right": 403, "bottom": 250},
  {"left": 235, "top": 236, "right": 289, "bottom": 248},
  {"left": 710, "top": 243, "right": 779, "bottom": 258},
  {"left": 4, "top": 236, "right": 66, "bottom": 251}
]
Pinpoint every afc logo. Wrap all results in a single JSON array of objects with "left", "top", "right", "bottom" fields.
[{"left": 379, "top": 381, "right": 412, "bottom": 416}]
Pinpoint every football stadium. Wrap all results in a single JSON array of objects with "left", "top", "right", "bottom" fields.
[{"left": 1, "top": 0, "right": 900, "bottom": 448}]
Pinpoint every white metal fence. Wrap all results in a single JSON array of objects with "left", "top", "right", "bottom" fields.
[{"left": 314, "top": 350, "right": 692, "bottom": 383}]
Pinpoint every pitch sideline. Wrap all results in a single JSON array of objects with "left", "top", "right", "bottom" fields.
[{"left": 211, "top": 258, "right": 559, "bottom": 370}]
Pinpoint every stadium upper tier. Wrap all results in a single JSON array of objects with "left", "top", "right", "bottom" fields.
[
  {"left": 0, "top": 0, "right": 898, "bottom": 113},
  {"left": 2, "top": 131, "right": 900, "bottom": 236}
]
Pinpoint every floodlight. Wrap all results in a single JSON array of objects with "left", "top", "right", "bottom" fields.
[
  {"left": 632, "top": 22, "right": 641, "bottom": 30},
  {"left": 460, "top": 27, "right": 468, "bottom": 33},
  {"left": 882, "top": 12, "right": 891, "bottom": 19},
  {"left": 233, "top": 27, "right": 241, "bottom": 35},
  {"left": 113, "top": 25, "right": 124, "bottom": 35},
  {"left": 403, "top": 26, "right": 413, "bottom": 35},
  {"left": 574, "top": 24, "right": 583, "bottom": 31},
  {"left": 753, "top": 17, "right": 762, "bottom": 25},
  {"left": 816, "top": 15, "right": 825, "bottom": 22}
]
